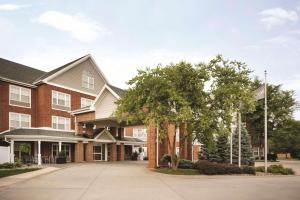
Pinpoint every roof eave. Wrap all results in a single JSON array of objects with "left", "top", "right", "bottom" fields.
[{"left": 0, "top": 76, "right": 37, "bottom": 88}]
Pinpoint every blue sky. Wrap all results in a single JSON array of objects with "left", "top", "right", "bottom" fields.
[{"left": 0, "top": 0, "right": 300, "bottom": 119}]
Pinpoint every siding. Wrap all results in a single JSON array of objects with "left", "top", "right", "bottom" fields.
[
  {"left": 48, "top": 59, "right": 105, "bottom": 95},
  {"left": 95, "top": 89, "right": 117, "bottom": 119}
]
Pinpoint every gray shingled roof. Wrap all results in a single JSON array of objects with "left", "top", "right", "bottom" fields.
[
  {"left": 119, "top": 137, "right": 145, "bottom": 143},
  {"left": 0, "top": 128, "right": 84, "bottom": 139},
  {"left": 0, "top": 58, "right": 46, "bottom": 84},
  {"left": 108, "top": 84, "right": 125, "bottom": 97}
]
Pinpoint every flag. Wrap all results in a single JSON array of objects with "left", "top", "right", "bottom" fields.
[{"left": 254, "top": 85, "right": 265, "bottom": 100}]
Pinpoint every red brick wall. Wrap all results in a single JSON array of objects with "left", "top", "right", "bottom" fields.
[
  {"left": 0, "top": 81, "right": 37, "bottom": 132},
  {"left": 124, "top": 125, "right": 146, "bottom": 137},
  {"left": 36, "top": 83, "right": 95, "bottom": 129}
]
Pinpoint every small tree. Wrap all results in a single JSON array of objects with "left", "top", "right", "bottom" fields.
[
  {"left": 216, "top": 134, "right": 229, "bottom": 163},
  {"left": 232, "top": 126, "right": 254, "bottom": 166}
]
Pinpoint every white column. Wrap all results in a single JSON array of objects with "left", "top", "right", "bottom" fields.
[
  {"left": 38, "top": 140, "right": 41, "bottom": 166},
  {"left": 59, "top": 141, "right": 62, "bottom": 152},
  {"left": 10, "top": 140, "right": 14, "bottom": 163},
  {"left": 132, "top": 145, "right": 134, "bottom": 153},
  {"left": 105, "top": 143, "right": 108, "bottom": 161}
]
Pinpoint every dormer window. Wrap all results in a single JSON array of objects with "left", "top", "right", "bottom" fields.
[{"left": 82, "top": 71, "right": 94, "bottom": 90}]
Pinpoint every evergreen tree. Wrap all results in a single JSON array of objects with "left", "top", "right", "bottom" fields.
[
  {"left": 232, "top": 126, "right": 255, "bottom": 166},
  {"left": 216, "top": 135, "right": 229, "bottom": 163}
]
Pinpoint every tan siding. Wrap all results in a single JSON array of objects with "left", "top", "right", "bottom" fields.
[
  {"left": 95, "top": 89, "right": 117, "bottom": 119},
  {"left": 48, "top": 59, "right": 105, "bottom": 95}
]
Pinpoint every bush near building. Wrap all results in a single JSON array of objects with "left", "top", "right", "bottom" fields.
[{"left": 255, "top": 165, "right": 295, "bottom": 175}]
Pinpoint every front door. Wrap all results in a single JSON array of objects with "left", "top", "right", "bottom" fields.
[{"left": 93, "top": 143, "right": 107, "bottom": 161}]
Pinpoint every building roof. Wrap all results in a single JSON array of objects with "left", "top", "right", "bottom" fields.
[
  {"left": 0, "top": 58, "right": 46, "bottom": 85},
  {"left": 119, "top": 137, "right": 144, "bottom": 143},
  {"left": 108, "top": 84, "right": 125, "bottom": 97},
  {"left": 0, "top": 128, "right": 83, "bottom": 139}
]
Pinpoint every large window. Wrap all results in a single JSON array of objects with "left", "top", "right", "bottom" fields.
[
  {"left": 9, "top": 85, "right": 31, "bottom": 107},
  {"left": 82, "top": 71, "right": 94, "bottom": 90},
  {"left": 133, "top": 128, "right": 147, "bottom": 141},
  {"left": 52, "top": 116, "right": 71, "bottom": 130},
  {"left": 52, "top": 91, "right": 70, "bottom": 111},
  {"left": 9, "top": 112, "right": 31, "bottom": 129},
  {"left": 81, "top": 97, "right": 93, "bottom": 108}
]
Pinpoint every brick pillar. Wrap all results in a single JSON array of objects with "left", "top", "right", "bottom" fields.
[
  {"left": 111, "top": 143, "right": 117, "bottom": 161},
  {"left": 147, "top": 120, "right": 156, "bottom": 168},
  {"left": 193, "top": 145, "right": 199, "bottom": 162},
  {"left": 179, "top": 123, "right": 188, "bottom": 159},
  {"left": 75, "top": 141, "right": 84, "bottom": 162},
  {"left": 86, "top": 142, "right": 93, "bottom": 162},
  {"left": 187, "top": 136, "right": 193, "bottom": 160},
  {"left": 120, "top": 143, "right": 125, "bottom": 161}
]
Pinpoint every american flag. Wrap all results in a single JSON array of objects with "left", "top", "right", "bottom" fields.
[{"left": 254, "top": 85, "right": 265, "bottom": 100}]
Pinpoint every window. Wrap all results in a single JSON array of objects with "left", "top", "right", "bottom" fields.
[
  {"left": 81, "top": 97, "right": 93, "bottom": 108},
  {"left": 52, "top": 116, "right": 71, "bottom": 130},
  {"left": 82, "top": 71, "right": 94, "bottom": 89},
  {"left": 9, "top": 112, "right": 31, "bottom": 129},
  {"left": 52, "top": 91, "right": 70, "bottom": 110},
  {"left": 133, "top": 128, "right": 147, "bottom": 141},
  {"left": 9, "top": 85, "right": 31, "bottom": 107}
]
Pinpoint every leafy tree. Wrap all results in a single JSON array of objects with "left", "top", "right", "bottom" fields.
[
  {"left": 232, "top": 126, "right": 255, "bottom": 166},
  {"left": 216, "top": 134, "right": 229, "bottom": 163},
  {"left": 245, "top": 79, "right": 296, "bottom": 152},
  {"left": 269, "top": 119, "right": 300, "bottom": 158}
]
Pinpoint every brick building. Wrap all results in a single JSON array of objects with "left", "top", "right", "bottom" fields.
[{"left": 0, "top": 55, "right": 199, "bottom": 167}]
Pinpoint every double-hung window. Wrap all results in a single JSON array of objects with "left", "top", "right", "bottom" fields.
[
  {"left": 52, "top": 91, "right": 71, "bottom": 111},
  {"left": 81, "top": 97, "right": 93, "bottom": 108},
  {"left": 133, "top": 128, "right": 147, "bottom": 141},
  {"left": 52, "top": 116, "right": 71, "bottom": 130},
  {"left": 82, "top": 71, "right": 94, "bottom": 90},
  {"left": 9, "top": 85, "right": 31, "bottom": 107},
  {"left": 9, "top": 112, "right": 31, "bottom": 129}
]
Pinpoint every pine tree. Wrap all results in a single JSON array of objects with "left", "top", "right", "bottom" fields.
[
  {"left": 232, "top": 126, "right": 255, "bottom": 166},
  {"left": 216, "top": 135, "right": 229, "bottom": 163}
]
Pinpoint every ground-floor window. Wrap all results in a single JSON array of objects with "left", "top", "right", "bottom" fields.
[
  {"left": 93, "top": 145, "right": 102, "bottom": 161},
  {"left": 52, "top": 144, "right": 71, "bottom": 162}
]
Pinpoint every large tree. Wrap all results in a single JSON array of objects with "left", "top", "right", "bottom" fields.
[{"left": 245, "top": 80, "right": 296, "bottom": 152}]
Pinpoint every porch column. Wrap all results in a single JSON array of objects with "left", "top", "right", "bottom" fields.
[
  {"left": 75, "top": 141, "right": 84, "bottom": 162},
  {"left": 111, "top": 143, "right": 117, "bottom": 161},
  {"left": 120, "top": 143, "right": 125, "bottom": 161},
  {"left": 86, "top": 142, "right": 93, "bottom": 162},
  {"left": 105, "top": 143, "right": 108, "bottom": 161},
  {"left": 10, "top": 140, "right": 14, "bottom": 163},
  {"left": 38, "top": 140, "right": 41, "bottom": 166},
  {"left": 58, "top": 141, "right": 62, "bottom": 152}
]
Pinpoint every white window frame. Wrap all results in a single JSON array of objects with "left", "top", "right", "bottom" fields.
[
  {"left": 81, "top": 97, "right": 93, "bottom": 108},
  {"left": 82, "top": 71, "right": 95, "bottom": 90},
  {"left": 9, "top": 85, "right": 31, "bottom": 108},
  {"left": 52, "top": 90, "right": 71, "bottom": 110},
  {"left": 133, "top": 128, "right": 147, "bottom": 141},
  {"left": 52, "top": 116, "right": 71, "bottom": 130},
  {"left": 9, "top": 112, "right": 31, "bottom": 129}
]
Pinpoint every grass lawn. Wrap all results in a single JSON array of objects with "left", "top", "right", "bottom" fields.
[
  {"left": 0, "top": 168, "right": 40, "bottom": 178},
  {"left": 155, "top": 168, "right": 200, "bottom": 175}
]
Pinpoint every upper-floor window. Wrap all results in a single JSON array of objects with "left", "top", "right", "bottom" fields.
[
  {"left": 52, "top": 90, "right": 71, "bottom": 111},
  {"left": 52, "top": 116, "right": 70, "bottom": 130},
  {"left": 81, "top": 97, "right": 93, "bottom": 108},
  {"left": 9, "top": 85, "right": 31, "bottom": 108},
  {"left": 9, "top": 112, "right": 31, "bottom": 129},
  {"left": 82, "top": 71, "right": 94, "bottom": 90},
  {"left": 133, "top": 128, "right": 147, "bottom": 141}
]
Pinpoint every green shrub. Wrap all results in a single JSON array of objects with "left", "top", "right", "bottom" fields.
[
  {"left": 160, "top": 154, "right": 172, "bottom": 163},
  {"left": 241, "top": 166, "right": 256, "bottom": 175},
  {"left": 0, "top": 162, "right": 22, "bottom": 169},
  {"left": 194, "top": 160, "right": 242, "bottom": 175},
  {"left": 255, "top": 165, "right": 295, "bottom": 175},
  {"left": 178, "top": 159, "right": 195, "bottom": 169}
]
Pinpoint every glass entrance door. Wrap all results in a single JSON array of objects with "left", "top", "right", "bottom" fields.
[{"left": 93, "top": 143, "right": 107, "bottom": 161}]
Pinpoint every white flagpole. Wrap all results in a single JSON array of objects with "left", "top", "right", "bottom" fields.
[
  {"left": 264, "top": 70, "right": 268, "bottom": 172},
  {"left": 238, "top": 111, "right": 241, "bottom": 167},
  {"left": 230, "top": 129, "right": 233, "bottom": 164}
]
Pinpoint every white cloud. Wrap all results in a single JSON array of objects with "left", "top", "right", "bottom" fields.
[
  {"left": 36, "top": 11, "right": 110, "bottom": 42},
  {"left": 0, "top": 4, "right": 25, "bottom": 11},
  {"left": 260, "top": 8, "right": 298, "bottom": 29}
]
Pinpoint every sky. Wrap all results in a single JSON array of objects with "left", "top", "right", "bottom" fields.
[{"left": 0, "top": 0, "right": 300, "bottom": 119}]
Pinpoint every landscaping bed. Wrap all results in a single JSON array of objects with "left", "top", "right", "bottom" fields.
[
  {"left": 0, "top": 168, "right": 40, "bottom": 178},
  {"left": 155, "top": 168, "right": 200, "bottom": 175}
]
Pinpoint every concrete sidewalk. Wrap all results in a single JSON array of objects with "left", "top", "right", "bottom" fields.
[{"left": 0, "top": 167, "right": 59, "bottom": 188}]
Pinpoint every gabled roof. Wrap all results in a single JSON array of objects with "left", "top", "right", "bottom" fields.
[
  {"left": 94, "top": 129, "right": 116, "bottom": 142},
  {"left": 0, "top": 58, "right": 46, "bottom": 86},
  {"left": 34, "top": 55, "right": 87, "bottom": 82},
  {"left": 107, "top": 84, "right": 124, "bottom": 97}
]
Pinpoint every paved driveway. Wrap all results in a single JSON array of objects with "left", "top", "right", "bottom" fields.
[{"left": 0, "top": 161, "right": 299, "bottom": 200}]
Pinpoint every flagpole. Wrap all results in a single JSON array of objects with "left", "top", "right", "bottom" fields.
[
  {"left": 238, "top": 110, "right": 241, "bottom": 167},
  {"left": 230, "top": 128, "right": 233, "bottom": 164},
  {"left": 264, "top": 70, "right": 268, "bottom": 172}
]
